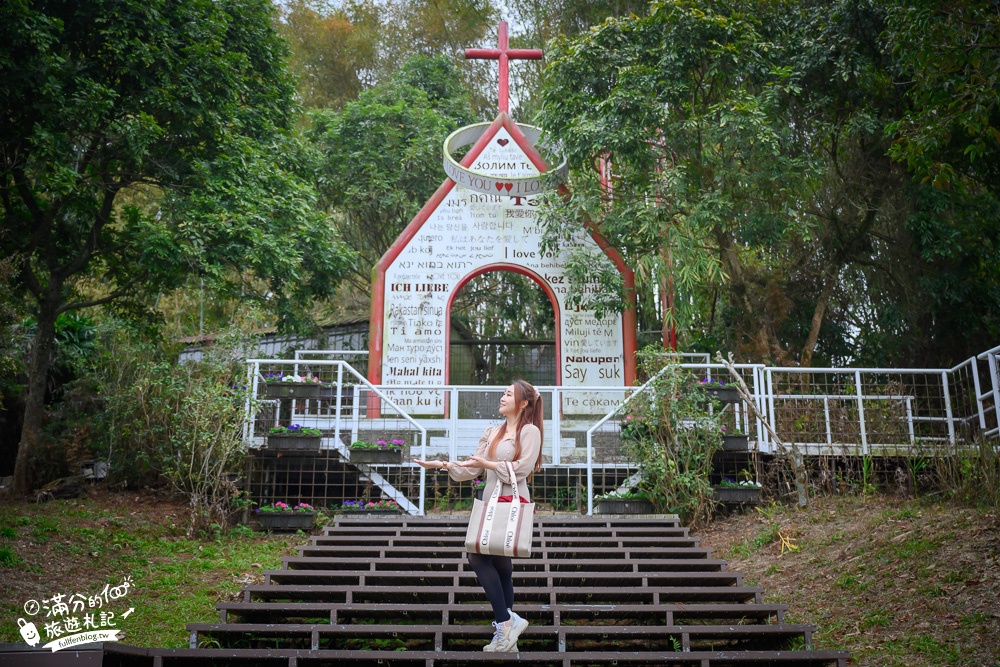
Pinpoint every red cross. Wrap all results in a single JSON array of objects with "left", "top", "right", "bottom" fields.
[{"left": 465, "top": 21, "right": 543, "bottom": 114}]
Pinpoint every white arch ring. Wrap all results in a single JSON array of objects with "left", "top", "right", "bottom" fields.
[{"left": 443, "top": 122, "right": 567, "bottom": 197}]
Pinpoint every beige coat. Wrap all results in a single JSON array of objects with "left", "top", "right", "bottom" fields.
[{"left": 449, "top": 424, "right": 541, "bottom": 501}]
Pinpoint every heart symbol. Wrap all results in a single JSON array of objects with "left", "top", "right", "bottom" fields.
[
  {"left": 497, "top": 139, "right": 509, "bottom": 147},
  {"left": 495, "top": 182, "right": 504, "bottom": 191},
  {"left": 504, "top": 183, "right": 513, "bottom": 192}
]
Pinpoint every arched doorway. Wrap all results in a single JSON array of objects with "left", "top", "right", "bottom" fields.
[{"left": 446, "top": 267, "right": 558, "bottom": 386}]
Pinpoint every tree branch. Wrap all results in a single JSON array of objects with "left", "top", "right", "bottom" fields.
[
  {"left": 58, "top": 284, "right": 135, "bottom": 315},
  {"left": 58, "top": 183, "right": 121, "bottom": 281},
  {"left": 715, "top": 351, "right": 809, "bottom": 507}
]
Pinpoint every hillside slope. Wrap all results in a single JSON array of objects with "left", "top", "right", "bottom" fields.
[{"left": 695, "top": 495, "right": 999, "bottom": 667}]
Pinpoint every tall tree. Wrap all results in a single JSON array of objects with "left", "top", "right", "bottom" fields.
[
  {"left": 508, "top": 0, "right": 651, "bottom": 119},
  {"left": 277, "top": 0, "right": 380, "bottom": 109},
  {"left": 538, "top": 0, "right": 812, "bottom": 359},
  {"left": 277, "top": 0, "right": 497, "bottom": 113},
  {"left": 0, "top": 0, "right": 352, "bottom": 494},
  {"left": 884, "top": 0, "right": 1000, "bottom": 194},
  {"left": 308, "top": 55, "right": 475, "bottom": 291},
  {"left": 537, "top": 0, "right": 1000, "bottom": 365}
]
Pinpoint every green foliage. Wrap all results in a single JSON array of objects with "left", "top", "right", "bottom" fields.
[
  {"left": 307, "top": 54, "right": 475, "bottom": 290},
  {"left": 928, "top": 439, "right": 1000, "bottom": 510},
  {"left": 536, "top": 0, "right": 818, "bottom": 355},
  {"left": 87, "top": 323, "right": 256, "bottom": 532},
  {"left": 0, "top": 546, "right": 21, "bottom": 567},
  {"left": 617, "top": 351, "right": 723, "bottom": 526},
  {"left": 884, "top": 0, "right": 1000, "bottom": 193},
  {"left": 536, "top": 0, "right": 1000, "bottom": 366},
  {"left": 1, "top": 0, "right": 352, "bottom": 493},
  {"left": 0, "top": 0, "right": 316, "bottom": 307},
  {"left": 0, "top": 257, "right": 24, "bottom": 400},
  {"left": 278, "top": 0, "right": 379, "bottom": 110}
]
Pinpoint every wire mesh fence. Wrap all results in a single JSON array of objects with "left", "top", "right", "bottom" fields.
[{"left": 763, "top": 357, "right": 999, "bottom": 455}]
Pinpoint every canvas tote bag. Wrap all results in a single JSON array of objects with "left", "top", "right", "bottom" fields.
[{"left": 465, "top": 460, "right": 535, "bottom": 557}]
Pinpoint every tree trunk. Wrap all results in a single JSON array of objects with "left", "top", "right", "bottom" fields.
[
  {"left": 12, "top": 297, "right": 60, "bottom": 495},
  {"left": 661, "top": 241, "right": 676, "bottom": 350},
  {"left": 800, "top": 282, "right": 833, "bottom": 367},
  {"left": 715, "top": 227, "right": 776, "bottom": 359}
]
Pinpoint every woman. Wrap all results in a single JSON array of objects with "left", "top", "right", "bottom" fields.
[{"left": 414, "top": 379, "right": 543, "bottom": 653}]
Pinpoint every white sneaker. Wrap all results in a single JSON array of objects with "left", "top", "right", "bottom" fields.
[
  {"left": 482, "top": 621, "right": 504, "bottom": 652},
  {"left": 494, "top": 611, "right": 528, "bottom": 652}
]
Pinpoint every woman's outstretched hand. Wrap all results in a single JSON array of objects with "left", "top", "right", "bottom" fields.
[
  {"left": 413, "top": 459, "right": 446, "bottom": 469},
  {"left": 459, "top": 455, "right": 496, "bottom": 470}
]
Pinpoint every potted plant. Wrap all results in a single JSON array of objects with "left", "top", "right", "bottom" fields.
[
  {"left": 721, "top": 426, "right": 750, "bottom": 451},
  {"left": 698, "top": 377, "right": 742, "bottom": 403},
  {"left": 472, "top": 478, "right": 486, "bottom": 500},
  {"left": 713, "top": 478, "right": 762, "bottom": 504},
  {"left": 348, "top": 439, "right": 404, "bottom": 464},
  {"left": 262, "top": 373, "right": 330, "bottom": 399},
  {"left": 266, "top": 424, "right": 323, "bottom": 451},
  {"left": 340, "top": 499, "right": 401, "bottom": 515},
  {"left": 255, "top": 502, "right": 317, "bottom": 531},
  {"left": 594, "top": 490, "right": 655, "bottom": 514}
]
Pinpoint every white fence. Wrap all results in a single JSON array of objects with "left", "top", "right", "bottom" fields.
[{"left": 243, "top": 345, "right": 999, "bottom": 514}]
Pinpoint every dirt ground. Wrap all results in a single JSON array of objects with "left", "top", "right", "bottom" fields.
[{"left": 695, "top": 494, "right": 1000, "bottom": 666}]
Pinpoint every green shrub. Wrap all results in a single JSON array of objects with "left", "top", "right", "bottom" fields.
[
  {"left": 617, "top": 351, "right": 724, "bottom": 526},
  {"left": 90, "top": 323, "right": 257, "bottom": 533}
]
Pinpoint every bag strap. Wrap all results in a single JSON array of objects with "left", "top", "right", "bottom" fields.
[
  {"left": 505, "top": 460, "right": 520, "bottom": 501},
  {"left": 501, "top": 460, "right": 522, "bottom": 557}
]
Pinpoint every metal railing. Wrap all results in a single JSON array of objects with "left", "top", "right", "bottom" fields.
[
  {"left": 245, "top": 359, "right": 427, "bottom": 514},
  {"left": 242, "top": 345, "right": 999, "bottom": 514}
]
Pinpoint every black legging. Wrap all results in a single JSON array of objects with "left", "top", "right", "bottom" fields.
[{"left": 467, "top": 552, "right": 514, "bottom": 623}]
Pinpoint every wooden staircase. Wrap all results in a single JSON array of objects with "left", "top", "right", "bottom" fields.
[{"left": 90, "top": 515, "right": 849, "bottom": 666}]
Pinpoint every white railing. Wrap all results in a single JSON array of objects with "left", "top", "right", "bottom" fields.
[
  {"left": 977, "top": 344, "right": 1000, "bottom": 439},
  {"left": 244, "top": 345, "right": 999, "bottom": 513},
  {"left": 246, "top": 359, "right": 428, "bottom": 514}
]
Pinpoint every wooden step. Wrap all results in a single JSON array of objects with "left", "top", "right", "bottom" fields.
[
  {"left": 279, "top": 556, "right": 729, "bottom": 573},
  {"left": 105, "top": 645, "right": 849, "bottom": 666},
  {"left": 239, "top": 584, "right": 764, "bottom": 605},
  {"left": 262, "top": 570, "right": 742, "bottom": 587},
  {"left": 168, "top": 515, "right": 848, "bottom": 666},
  {"left": 216, "top": 601, "right": 790, "bottom": 625},
  {"left": 188, "top": 622, "right": 817, "bottom": 652}
]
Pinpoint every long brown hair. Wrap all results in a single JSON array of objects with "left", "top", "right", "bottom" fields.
[{"left": 488, "top": 379, "right": 544, "bottom": 472}]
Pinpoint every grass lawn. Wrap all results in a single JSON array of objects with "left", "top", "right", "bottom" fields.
[{"left": 0, "top": 488, "right": 303, "bottom": 648}]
